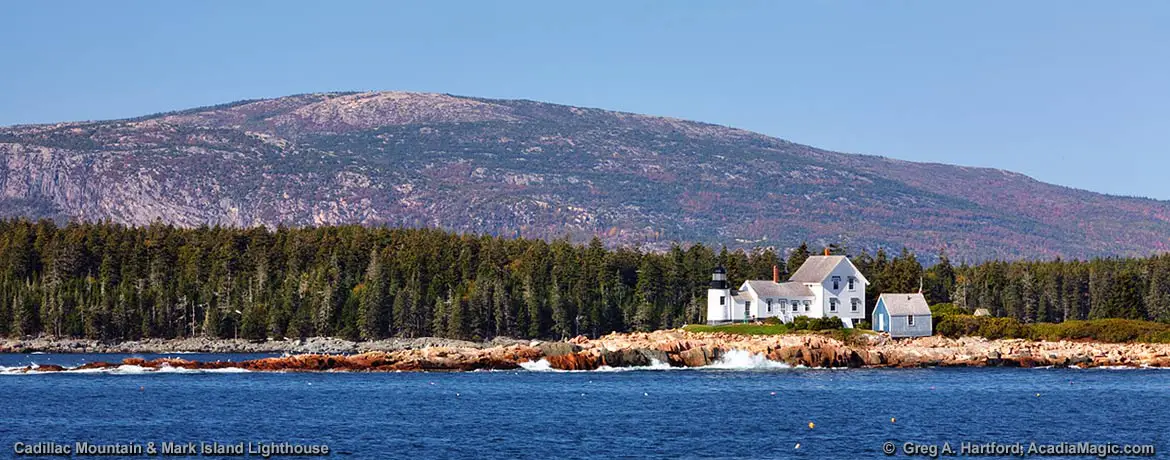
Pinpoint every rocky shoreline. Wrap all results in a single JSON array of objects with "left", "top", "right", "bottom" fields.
[
  {"left": 0, "top": 336, "right": 526, "bottom": 355},
  {"left": 5, "top": 330, "right": 1170, "bottom": 373}
]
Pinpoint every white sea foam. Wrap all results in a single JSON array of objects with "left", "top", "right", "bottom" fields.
[
  {"left": 0, "top": 363, "right": 251, "bottom": 375},
  {"left": 704, "top": 349, "right": 791, "bottom": 370},
  {"left": 151, "top": 365, "right": 250, "bottom": 374},
  {"left": 518, "top": 358, "right": 674, "bottom": 372},
  {"left": 596, "top": 359, "right": 674, "bottom": 372},
  {"left": 1079, "top": 365, "right": 1152, "bottom": 370},
  {"left": 518, "top": 359, "right": 553, "bottom": 371},
  {"left": 1032, "top": 364, "right": 1170, "bottom": 371},
  {"left": 518, "top": 351, "right": 792, "bottom": 372},
  {"left": 0, "top": 364, "right": 36, "bottom": 375}
]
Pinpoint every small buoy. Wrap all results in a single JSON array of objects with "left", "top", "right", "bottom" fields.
[
  {"left": 456, "top": 392, "right": 461, "bottom": 396},
  {"left": 581, "top": 393, "right": 586, "bottom": 396},
  {"left": 139, "top": 386, "right": 144, "bottom": 392},
  {"left": 794, "top": 443, "right": 801, "bottom": 449},
  {"left": 643, "top": 392, "right": 649, "bottom": 396},
  {"left": 1035, "top": 393, "right": 1041, "bottom": 397},
  {"left": 770, "top": 392, "right": 776, "bottom": 396},
  {"left": 429, "top": 382, "right": 435, "bottom": 385},
  {"left": 808, "top": 422, "right": 815, "bottom": 429},
  {"left": 890, "top": 417, "right": 896, "bottom": 423}
]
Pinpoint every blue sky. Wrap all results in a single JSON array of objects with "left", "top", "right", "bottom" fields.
[{"left": 2, "top": 1, "right": 1168, "bottom": 199}]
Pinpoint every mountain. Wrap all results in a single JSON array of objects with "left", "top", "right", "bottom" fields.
[{"left": 1, "top": 91, "right": 1167, "bottom": 261}]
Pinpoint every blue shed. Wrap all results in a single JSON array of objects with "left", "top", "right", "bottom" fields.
[{"left": 872, "top": 293, "right": 932, "bottom": 338}]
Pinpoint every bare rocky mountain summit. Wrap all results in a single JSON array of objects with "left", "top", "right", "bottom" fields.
[{"left": 2, "top": 90, "right": 1168, "bottom": 260}]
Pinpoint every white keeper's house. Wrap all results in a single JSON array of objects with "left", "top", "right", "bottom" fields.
[{"left": 706, "top": 254, "right": 869, "bottom": 328}]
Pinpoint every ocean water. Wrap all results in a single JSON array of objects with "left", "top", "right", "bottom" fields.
[{"left": 1, "top": 352, "right": 1167, "bottom": 459}]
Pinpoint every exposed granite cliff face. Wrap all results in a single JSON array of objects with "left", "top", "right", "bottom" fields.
[
  {"left": 4, "top": 91, "right": 1170, "bottom": 259},
  {"left": 10, "top": 330, "right": 1170, "bottom": 373}
]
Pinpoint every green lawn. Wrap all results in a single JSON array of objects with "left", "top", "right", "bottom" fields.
[
  {"left": 682, "top": 323, "right": 791, "bottom": 335},
  {"left": 683, "top": 323, "right": 879, "bottom": 341}
]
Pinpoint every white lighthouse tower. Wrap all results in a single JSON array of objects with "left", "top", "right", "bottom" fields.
[{"left": 706, "top": 266, "right": 732, "bottom": 324}]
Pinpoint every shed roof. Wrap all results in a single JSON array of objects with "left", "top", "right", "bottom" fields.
[
  {"left": 878, "top": 293, "right": 931, "bottom": 316},
  {"left": 744, "top": 280, "right": 814, "bottom": 298}
]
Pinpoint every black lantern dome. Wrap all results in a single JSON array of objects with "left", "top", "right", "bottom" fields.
[{"left": 710, "top": 266, "right": 728, "bottom": 289}]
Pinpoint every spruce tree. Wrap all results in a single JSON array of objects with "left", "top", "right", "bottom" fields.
[
  {"left": 446, "top": 284, "right": 466, "bottom": 339},
  {"left": 203, "top": 303, "right": 221, "bottom": 338},
  {"left": 358, "top": 249, "right": 386, "bottom": 340},
  {"left": 634, "top": 257, "right": 662, "bottom": 330},
  {"left": 787, "top": 242, "right": 811, "bottom": 276}
]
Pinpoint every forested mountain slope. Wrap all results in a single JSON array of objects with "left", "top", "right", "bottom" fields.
[{"left": 2, "top": 91, "right": 1168, "bottom": 261}]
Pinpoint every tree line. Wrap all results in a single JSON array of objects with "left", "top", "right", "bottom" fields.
[{"left": 0, "top": 219, "right": 1165, "bottom": 341}]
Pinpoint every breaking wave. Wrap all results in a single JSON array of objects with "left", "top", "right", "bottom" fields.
[
  {"left": 0, "top": 364, "right": 251, "bottom": 375},
  {"left": 517, "top": 359, "right": 554, "bottom": 371},
  {"left": 704, "top": 350, "right": 791, "bottom": 370},
  {"left": 598, "top": 359, "right": 674, "bottom": 372},
  {"left": 518, "top": 350, "right": 790, "bottom": 372},
  {"left": 1068, "top": 365, "right": 1168, "bottom": 370},
  {"left": 518, "top": 358, "right": 674, "bottom": 372}
]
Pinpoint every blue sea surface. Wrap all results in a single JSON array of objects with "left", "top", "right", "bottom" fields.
[{"left": 1, "top": 353, "right": 1167, "bottom": 459}]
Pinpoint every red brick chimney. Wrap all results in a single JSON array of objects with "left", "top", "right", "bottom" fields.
[{"left": 773, "top": 265, "right": 779, "bottom": 283}]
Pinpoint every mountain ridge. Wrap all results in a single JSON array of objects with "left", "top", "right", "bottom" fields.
[{"left": 1, "top": 90, "right": 1167, "bottom": 261}]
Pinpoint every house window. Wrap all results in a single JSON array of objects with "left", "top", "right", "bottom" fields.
[
  {"left": 851, "top": 298, "right": 860, "bottom": 312},
  {"left": 791, "top": 301, "right": 798, "bottom": 312},
  {"left": 766, "top": 299, "right": 772, "bottom": 313},
  {"left": 832, "top": 276, "right": 841, "bottom": 290},
  {"left": 907, "top": 316, "right": 915, "bottom": 326},
  {"left": 719, "top": 296, "right": 725, "bottom": 306},
  {"left": 744, "top": 301, "right": 751, "bottom": 318},
  {"left": 848, "top": 277, "right": 855, "bottom": 291},
  {"left": 830, "top": 299, "right": 838, "bottom": 312},
  {"left": 803, "top": 301, "right": 811, "bottom": 312}
]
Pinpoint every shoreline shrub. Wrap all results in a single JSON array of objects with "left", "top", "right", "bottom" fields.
[{"left": 937, "top": 315, "right": 1170, "bottom": 343}]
